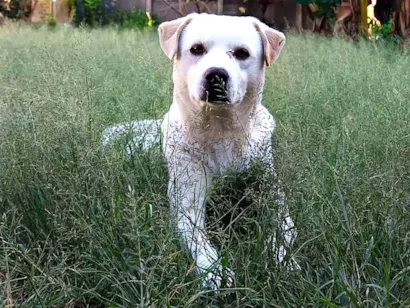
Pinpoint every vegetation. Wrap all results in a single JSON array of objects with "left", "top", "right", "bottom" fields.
[
  {"left": 72, "top": 0, "right": 156, "bottom": 29},
  {"left": 0, "top": 0, "right": 35, "bottom": 21},
  {"left": 0, "top": 25, "right": 410, "bottom": 307},
  {"left": 294, "top": 0, "right": 342, "bottom": 18}
]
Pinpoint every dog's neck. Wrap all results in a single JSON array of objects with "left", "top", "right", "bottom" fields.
[{"left": 173, "top": 85, "right": 262, "bottom": 146}]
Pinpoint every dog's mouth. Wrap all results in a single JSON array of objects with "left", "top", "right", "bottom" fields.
[{"left": 201, "top": 75, "right": 230, "bottom": 105}]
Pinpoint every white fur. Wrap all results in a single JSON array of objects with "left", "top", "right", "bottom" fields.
[
  {"left": 102, "top": 13, "right": 299, "bottom": 290},
  {"left": 101, "top": 119, "right": 162, "bottom": 157},
  {"left": 179, "top": 14, "right": 263, "bottom": 105}
]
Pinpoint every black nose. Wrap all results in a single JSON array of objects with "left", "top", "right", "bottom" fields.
[
  {"left": 202, "top": 68, "right": 230, "bottom": 103},
  {"left": 204, "top": 68, "right": 229, "bottom": 84}
]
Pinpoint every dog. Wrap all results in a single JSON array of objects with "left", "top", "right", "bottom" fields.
[{"left": 101, "top": 13, "right": 299, "bottom": 289}]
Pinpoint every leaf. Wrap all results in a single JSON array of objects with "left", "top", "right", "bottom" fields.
[
  {"left": 221, "top": 254, "right": 229, "bottom": 268},
  {"left": 239, "top": 6, "right": 246, "bottom": 13}
]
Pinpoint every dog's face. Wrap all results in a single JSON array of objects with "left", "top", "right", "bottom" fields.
[
  {"left": 177, "top": 14, "right": 265, "bottom": 106},
  {"left": 158, "top": 14, "right": 286, "bottom": 108}
]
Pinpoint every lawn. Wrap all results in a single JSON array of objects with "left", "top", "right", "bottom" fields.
[{"left": 0, "top": 23, "right": 410, "bottom": 307}]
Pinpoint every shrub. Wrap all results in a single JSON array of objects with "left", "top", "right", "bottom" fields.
[
  {"left": 0, "top": 0, "right": 35, "bottom": 21},
  {"left": 111, "top": 9, "right": 156, "bottom": 30},
  {"left": 371, "top": 18, "right": 402, "bottom": 44},
  {"left": 47, "top": 13, "right": 57, "bottom": 28},
  {"left": 84, "top": 0, "right": 102, "bottom": 26},
  {"left": 122, "top": 10, "right": 154, "bottom": 29},
  {"left": 73, "top": 0, "right": 157, "bottom": 29}
]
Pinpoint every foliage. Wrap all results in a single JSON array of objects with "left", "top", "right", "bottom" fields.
[
  {"left": 47, "top": 13, "right": 57, "bottom": 28},
  {"left": 1, "top": 26, "right": 410, "bottom": 307},
  {"left": 73, "top": 0, "right": 156, "bottom": 29},
  {"left": 83, "top": 0, "right": 102, "bottom": 26},
  {"left": 293, "top": 0, "right": 341, "bottom": 18},
  {"left": 65, "top": 0, "right": 75, "bottom": 10},
  {"left": 238, "top": 0, "right": 247, "bottom": 14},
  {"left": 1, "top": 0, "right": 34, "bottom": 20},
  {"left": 111, "top": 9, "right": 156, "bottom": 30},
  {"left": 371, "top": 18, "right": 402, "bottom": 43},
  {"left": 65, "top": 0, "right": 75, "bottom": 20}
]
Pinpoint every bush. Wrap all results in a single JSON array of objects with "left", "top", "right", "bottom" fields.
[
  {"left": 74, "top": 0, "right": 157, "bottom": 30},
  {"left": 0, "top": 0, "right": 35, "bottom": 21},
  {"left": 47, "top": 13, "right": 57, "bottom": 28},
  {"left": 122, "top": 9, "right": 155, "bottom": 30},
  {"left": 371, "top": 18, "right": 402, "bottom": 44},
  {"left": 84, "top": 0, "right": 102, "bottom": 26},
  {"left": 111, "top": 9, "right": 156, "bottom": 30}
]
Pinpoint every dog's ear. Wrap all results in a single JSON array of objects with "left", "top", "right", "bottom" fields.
[
  {"left": 254, "top": 21, "right": 286, "bottom": 67},
  {"left": 158, "top": 14, "right": 196, "bottom": 61}
]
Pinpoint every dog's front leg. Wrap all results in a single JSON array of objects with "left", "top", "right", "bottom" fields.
[
  {"left": 268, "top": 184, "right": 300, "bottom": 270},
  {"left": 262, "top": 147, "right": 301, "bottom": 270},
  {"left": 167, "top": 157, "right": 234, "bottom": 289}
]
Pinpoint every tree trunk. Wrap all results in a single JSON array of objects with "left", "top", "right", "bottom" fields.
[
  {"left": 360, "top": 0, "right": 368, "bottom": 34},
  {"left": 217, "top": 0, "right": 223, "bottom": 14},
  {"left": 295, "top": 4, "right": 302, "bottom": 31},
  {"left": 392, "top": 0, "right": 403, "bottom": 11},
  {"left": 146, "top": 0, "right": 152, "bottom": 13},
  {"left": 391, "top": 0, "right": 405, "bottom": 36},
  {"left": 406, "top": 0, "right": 410, "bottom": 26}
]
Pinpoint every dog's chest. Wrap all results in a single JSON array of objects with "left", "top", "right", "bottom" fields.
[
  {"left": 162, "top": 104, "right": 275, "bottom": 175},
  {"left": 204, "top": 138, "right": 248, "bottom": 175}
]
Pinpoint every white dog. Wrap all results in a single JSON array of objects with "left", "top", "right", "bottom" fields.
[{"left": 102, "top": 13, "right": 299, "bottom": 289}]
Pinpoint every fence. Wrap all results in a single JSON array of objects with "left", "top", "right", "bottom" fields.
[{"left": 101, "top": 0, "right": 313, "bottom": 30}]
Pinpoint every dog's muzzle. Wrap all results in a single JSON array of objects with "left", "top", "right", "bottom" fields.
[{"left": 201, "top": 68, "right": 230, "bottom": 104}]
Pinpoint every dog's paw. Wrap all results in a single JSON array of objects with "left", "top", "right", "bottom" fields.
[
  {"left": 288, "top": 257, "right": 301, "bottom": 271},
  {"left": 276, "top": 244, "right": 301, "bottom": 271},
  {"left": 202, "top": 264, "right": 234, "bottom": 290}
]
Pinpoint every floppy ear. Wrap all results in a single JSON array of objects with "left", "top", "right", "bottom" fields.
[
  {"left": 254, "top": 21, "right": 286, "bottom": 67},
  {"left": 158, "top": 14, "right": 196, "bottom": 61}
]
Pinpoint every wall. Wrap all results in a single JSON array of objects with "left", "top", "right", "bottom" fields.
[
  {"left": 31, "top": 0, "right": 71, "bottom": 23},
  {"left": 102, "top": 0, "right": 313, "bottom": 31},
  {"left": 31, "top": 0, "right": 52, "bottom": 22},
  {"left": 29, "top": 0, "right": 314, "bottom": 31}
]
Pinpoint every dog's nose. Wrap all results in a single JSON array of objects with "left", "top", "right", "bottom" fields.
[
  {"left": 204, "top": 68, "right": 229, "bottom": 84},
  {"left": 202, "top": 67, "right": 230, "bottom": 103}
]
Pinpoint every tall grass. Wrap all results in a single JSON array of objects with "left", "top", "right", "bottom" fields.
[{"left": 1, "top": 24, "right": 409, "bottom": 307}]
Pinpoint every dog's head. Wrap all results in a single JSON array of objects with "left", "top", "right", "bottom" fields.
[{"left": 158, "top": 13, "right": 285, "bottom": 108}]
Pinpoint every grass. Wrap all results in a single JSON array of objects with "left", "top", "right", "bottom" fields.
[{"left": 0, "top": 23, "right": 410, "bottom": 307}]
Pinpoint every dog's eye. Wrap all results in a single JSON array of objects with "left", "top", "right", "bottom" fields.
[
  {"left": 190, "top": 44, "right": 205, "bottom": 56},
  {"left": 233, "top": 48, "right": 250, "bottom": 60}
]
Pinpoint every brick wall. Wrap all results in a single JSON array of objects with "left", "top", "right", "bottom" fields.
[{"left": 31, "top": 0, "right": 52, "bottom": 22}]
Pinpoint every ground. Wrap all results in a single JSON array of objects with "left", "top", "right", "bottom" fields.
[{"left": 0, "top": 23, "right": 410, "bottom": 307}]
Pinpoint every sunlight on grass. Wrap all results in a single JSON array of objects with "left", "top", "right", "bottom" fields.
[{"left": 0, "top": 24, "right": 409, "bottom": 306}]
